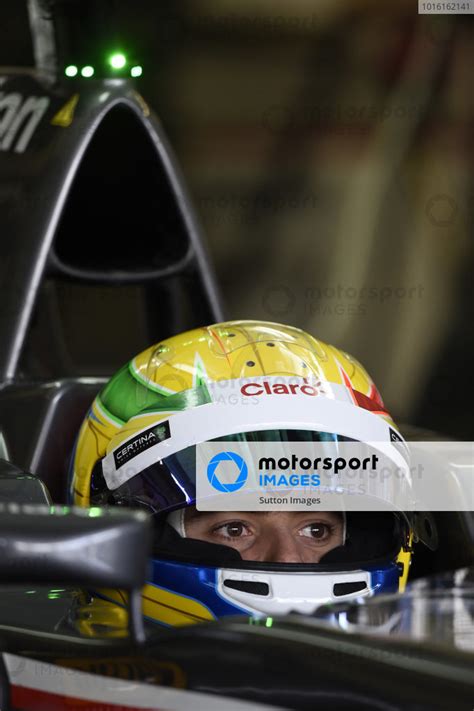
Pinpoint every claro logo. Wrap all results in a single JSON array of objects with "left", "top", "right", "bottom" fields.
[{"left": 241, "top": 379, "right": 320, "bottom": 397}]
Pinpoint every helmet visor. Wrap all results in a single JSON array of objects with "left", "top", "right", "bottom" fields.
[{"left": 96, "top": 429, "right": 369, "bottom": 514}]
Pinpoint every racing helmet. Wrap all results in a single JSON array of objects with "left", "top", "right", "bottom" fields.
[{"left": 71, "top": 320, "right": 426, "bottom": 625}]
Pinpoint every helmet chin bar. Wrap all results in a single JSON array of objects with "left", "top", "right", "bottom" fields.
[{"left": 217, "top": 568, "right": 373, "bottom": 616}]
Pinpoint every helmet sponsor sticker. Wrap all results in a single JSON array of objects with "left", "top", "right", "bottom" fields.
[
  {"left": 208, "top": 376, "right": 335, "bottom": 403},
  {"left": 390, "top": 427, "right": 404, "bottom": 443},
  {"left": 206, "top": 376, "right": 389, "bottom": 417},
  {"left": 113, "top": 421, "right": 171, "bottom": 469},
  {"left": 240, "top": 378, "right": 322, "bottom": 397}
]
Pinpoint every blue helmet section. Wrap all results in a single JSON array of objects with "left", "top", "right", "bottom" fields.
[
  {"left": 148, "top": 557, "right": 402, "bottom": 623},
  {"left": 149, "top": 558, "right": 247, "bottom": 620}
]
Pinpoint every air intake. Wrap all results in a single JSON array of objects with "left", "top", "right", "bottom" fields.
[
  {"left": 223, "top": 579, "right": 270, "bottom": 596},
  {"left": 333, "top": 581, "right": 367, "bottom": 597}
]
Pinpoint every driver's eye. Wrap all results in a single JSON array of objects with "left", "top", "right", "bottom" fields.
[
  {"left": 310, "top": 524, "right": 328, "bottom": 538},
  {"left": 299, "top": 523, "right": 331, "bottom": 540},
  {"left": 225, "top": 522, "right": 245, "bottom": 537}
]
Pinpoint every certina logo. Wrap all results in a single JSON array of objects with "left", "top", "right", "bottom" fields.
[
  {"left": 241, "top": 378, "right": 320, "bottom": 397},
  {"left": 113, "top": 421, "right": 171, "bottom": 469}
]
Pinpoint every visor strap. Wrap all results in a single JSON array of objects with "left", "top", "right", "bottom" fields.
[{"left": 167, "top": 509, "right": 186, "bottom": 537}]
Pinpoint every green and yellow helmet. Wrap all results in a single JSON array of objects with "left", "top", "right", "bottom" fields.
[{"left": 70, "top": 320, "right": 419, "bottom": 626}]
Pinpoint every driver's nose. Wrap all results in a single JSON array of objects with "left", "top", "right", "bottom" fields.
[{"left": 264, "top": 528, "right": 305, "bottom": 563}]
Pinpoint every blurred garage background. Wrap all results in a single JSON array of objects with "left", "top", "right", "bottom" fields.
[{"left": 1, "top": 0, "right": 473, "bottom": 438}]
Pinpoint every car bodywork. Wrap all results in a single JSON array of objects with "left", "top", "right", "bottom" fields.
[{"left": 0, "top": 494, "right": 473, "bottom": 711}]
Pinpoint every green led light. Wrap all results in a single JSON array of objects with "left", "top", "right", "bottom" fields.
[
  {"left": 109, "top": 53, "right": 127, "bottom": 70},
  {"left": 51, "top": 505, "right": 70, "bottom": 515},
  {"left": 131, "top": 65, "right": 143, "bottom": 78},
  {"left": 265, "top": 617, "right": 273, "bottom": 627},
  {"left": 88, "top": 507, "right": 102, "bottom": 517},
  {"left": 81, "top": 66, "right": 94, "bottom": 78},
  {"left": 65, "top": 65, "right": 78, "bottom": 77}
]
